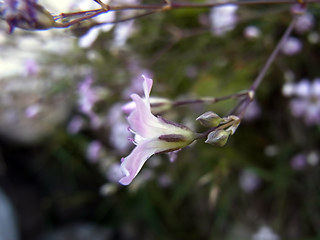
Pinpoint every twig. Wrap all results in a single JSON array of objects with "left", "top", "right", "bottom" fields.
[{"left": 51, "top": 0, "right": 320, "bottom": 29}]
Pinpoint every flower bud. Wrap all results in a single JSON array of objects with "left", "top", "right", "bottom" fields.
[
  {"left": 150, "top": 97, "right": 173, "bottom": 114},
  {"left": 205, "top": 129, "right": 230, "bottom": 147},
  {"left": 122, "top": 97, "right": 172, "bottom": 115},
  {"left": 196, "top": 111, "right": 223, "bottom": 127}
]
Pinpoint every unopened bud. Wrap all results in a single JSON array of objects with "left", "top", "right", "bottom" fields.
[
  {"left": 196, "top": 111, "right": 223, "bottom": 127},
  {"left": 226, "top": 120, "right": 240, "bottom": 135},
  {"left": 122, "top": 97, "right": 172, "bottom": 115},
  {"left": 221, "top": 115, "right": 240, "bottom": 135},
  {"left": 150, "top": 97, "right": 172, "bottom": 114},
  {"left": 31, "top": 4, "right": 56, "bottom": 30},
  {"left": 205, "top": 130, "right": 230, "bottom": 147}
]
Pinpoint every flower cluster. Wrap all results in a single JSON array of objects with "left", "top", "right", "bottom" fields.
[
  {"left": 282, "top": 79, "right": 320, "bottom": 125},
  {"left": 0, "top": 0, "right": 55, "bottom": 32}
]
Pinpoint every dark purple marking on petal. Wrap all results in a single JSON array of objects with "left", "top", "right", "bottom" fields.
[{"left": 159, "top": 134, "right": 186, "bottom": 142}]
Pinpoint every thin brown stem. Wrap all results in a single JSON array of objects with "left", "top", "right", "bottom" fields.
[
  {"left": 51, "top": 0, "right": 320, "bottom": 29},
  {"left": 173, "top": 91, "right": 250, "bottom": 107}
]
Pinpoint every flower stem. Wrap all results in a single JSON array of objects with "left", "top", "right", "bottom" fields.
[
  {"left": 173, "top": 91, "right": 250, "bottom": 107},
  {"left": 52, "top": 0, "right": 320, "bottom": 29}
]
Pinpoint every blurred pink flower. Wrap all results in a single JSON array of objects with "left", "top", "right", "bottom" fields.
[
  {"left": 244, "top": 25, "right": 261, "bottom": 39},
  {"left": 86, "top": 141, "right": 103, "bottom": 163},
  {"left": 290, "top": 153, "right": 307, "bottom": 170},
  {"left": 119, "top": 76, "right": 195, "bottom": 185},
  {"left": 281, "top": 37, "right": 302, "bottom": 56},
  {"left": 295, "top": 13, "right": 314, "bottom": 34},
  {"left": 210, "top": 4, "right": 238, "bottom": 36},
  {"left": 78, "top": 75, "right": 103, "bottom": 128},
  {"left": 284, "top": 79, "right": 320, "bottom": 125}
]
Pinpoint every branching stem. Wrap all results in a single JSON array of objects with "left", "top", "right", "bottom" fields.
[{"left": 52, "top": 0, "right": 320, "bottom": 28}]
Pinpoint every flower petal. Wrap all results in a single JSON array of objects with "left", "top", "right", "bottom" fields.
[
  {"left": 119, "top": 139, "right": 164, "bottom": 185},
  {"left": 142, "top": 75, "right": 153, "bottom": 102},
  {"left": 128, "top": 93, "right": 162, "bottom": 138}
]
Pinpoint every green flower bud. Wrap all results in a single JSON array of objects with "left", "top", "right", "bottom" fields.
[
  {"left": 205, "top": 129, "right": 230, "bottom": 147},
  {"left": 196, "top": 111, "right": 223, "bottom": 127}
]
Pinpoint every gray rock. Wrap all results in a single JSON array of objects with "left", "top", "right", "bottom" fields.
[
  {"left": 0, "top": 189, "right": 19, "bottom": 240},
  {"left": 0, "top": 31, "right": 76, "bottom": 144},
  {"left": 39, "top": 223, "right": 112, "bottom": 240}
]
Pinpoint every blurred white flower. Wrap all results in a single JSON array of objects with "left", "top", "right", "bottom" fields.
[
  {"left": 112, "top": 20, "right": 135, "bottom": 49},
  {"left": 106, "top": 163, "right": 125, "bottom": 182},
  {"left": 307, "top": 151, "right": 319, "bottom": 166},
  {"left": 210, "top": 5, "right": 238, "bottom": 36},
  {"left": 67, "top": 116, "right": 85, "bottom": 134},
  {"left": 252, "top": 226, "right": 280, "bottom": 240},
  {"left": 290, "top": 153, "right": 307, "bottom": 170},
  {"left": 24, "top": 104, "right": 41, "bottom": 118},
  {"left": 281, "top": 37, "right": 302, "bottom": 56},
  {"left": 243, "top": 101, "right": 261, "bottom": 121},
  {"left": 107, "top": 104, "right": 132, "bottom": 152},
  {"left": 294, "top": 13, "right": 314, "bottom": 34},
  {"left": 99, "top": 183, "right": 117, "bottom": 196},
  {"left": 86, "top": 141, "right": 103, "bottom": 163},
  {"left": 282, "top": 82, "right": 295, "bottom": 97},
  {"left": 244, "top": 26, "right": 261, "bottom": 39},
  {"left": 308, "top": 32, "right": 320, "bottom": 44},
  {"left": 74, "top": 0, "right": 115, "bottom": 48},
  {"left": 239, "top": 169, "right": 261, "bottom": 193},
  {"left": 283, "top": 79, "right": 320, "bottom": 125}
]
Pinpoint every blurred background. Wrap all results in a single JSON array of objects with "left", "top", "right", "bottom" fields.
[{"left": 0, "top": 0, "right": 320, "bottom": 239}]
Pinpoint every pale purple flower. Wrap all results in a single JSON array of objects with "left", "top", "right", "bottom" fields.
[
  {"left": 244, "top": 26, "right": 261, "bottom": 39},
  {"left": 122, "top": 68, "right": 153, "bottom": 98},
  {"left": 291, "top": 3, "right": 307, "bottom": 15},
  {"left": 290, "top": 153, "right": 307, "bottom": 170},
  {"left": 110, "top": 122, "right": 132, "bottom": 152},
  {"left": 210, "top": 4, "right": 238, "bottom": 36},
  {"left": 281, "top": 37, "right": 302, "bottom": 56},
  {"left": 24, "top": 104, "right": 41, "bottom": 118},
  {"left": 75, "top": 0, "right": 115, "bottom": 48},
  {"left": 106, "top": 104, "right": 131, "bottom": 152},
  {"left": 282, "top": 82, "right": 295, "bottom": 97},
  {"left": 67, "top": 116, "right": 85, "bottom": 134},
  {"left": 78, "top": 75, "right": 102, "bottom": 128},
  {"left": 287, "top": 79, "right": 320, "bottom": 125},
  {"left": 243, "top": 101, "right": 261, "bottom": 121},
  {"left": 86, "top": 141, "right": 103, "bottom": 163},
  {"left": 24, "top": 59, "right": 39, "bottom": 77},
  {"left": 295, "top": 13, "right": 314, "bottom": 34},
  {"left": 119, "top": 76, "right": 195, "bottom": 185},
  {"left": 252, "top": 226, "right": 280, "bottom": 240},
  {"left": 239, "top": 169, "right": 261, "bottom": 193},
  {"left": 157, "top": 174, "right": 172, "bottom": 187},
  {"left": 106, "top": 163, "right": 125, "bottom": 182}
]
